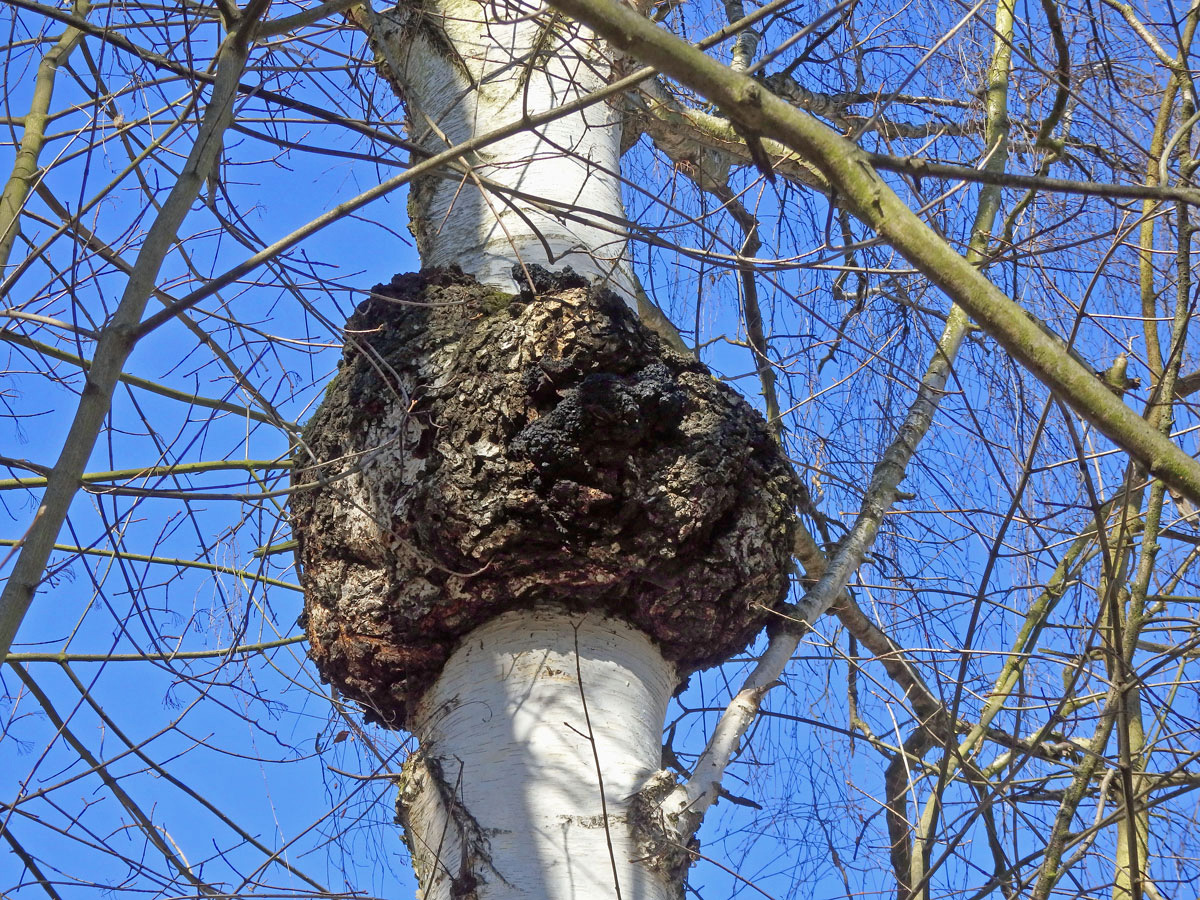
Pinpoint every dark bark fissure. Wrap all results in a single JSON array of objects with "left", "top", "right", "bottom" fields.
[
  {"left": 395, "top": 749, "right": 505, "bottom": 898},
  {"left": 292, "top": 267, "right": 798, "bottom": 728},
  {"left": 629, "top": 769, "right": 701, "bottom": 888}
]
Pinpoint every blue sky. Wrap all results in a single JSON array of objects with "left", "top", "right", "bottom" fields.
[{"left": 4, "top": 0, "right": 1200, "bottom": 898}]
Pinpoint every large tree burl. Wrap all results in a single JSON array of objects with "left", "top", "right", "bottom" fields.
[{"left": 292, "top": 267, "right": 797, "bottom": 727}]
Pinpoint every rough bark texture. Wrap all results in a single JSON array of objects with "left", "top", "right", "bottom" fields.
[{"left": 292, "top": 267, "right": 797, "bottom": 727}]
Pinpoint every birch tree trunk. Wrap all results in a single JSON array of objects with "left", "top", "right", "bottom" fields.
[
  {"left": 369, "top": 15, "right": 662, "bottom": 894},
  {"left": 294, "top": 5, "right": 797, "bottom": 897},
  {"left": 382, "top": 9, "right": 659, "bottom": 893},
  {"left": 375, "top": 0, "right": 633, "bottom": 294}
]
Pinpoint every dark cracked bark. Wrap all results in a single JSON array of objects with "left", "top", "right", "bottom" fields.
[{"left": 291, "top": 266, "right": 798, "bottom": 727}]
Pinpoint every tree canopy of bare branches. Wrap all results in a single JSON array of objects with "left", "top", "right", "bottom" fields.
[{"left": 2, "top": 0, "right": 1200, "bottom": 898}]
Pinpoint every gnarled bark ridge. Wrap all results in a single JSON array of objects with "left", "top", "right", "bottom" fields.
[{"left": 293, "top": 267, "right": 797, "bottom": 728}]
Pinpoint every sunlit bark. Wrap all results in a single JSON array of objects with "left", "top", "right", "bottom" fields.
[
  {"left": 400, "top": 609, "right": 678, "bottom": 900},
  {"left": 367, "top": 0, "right": 633, "bottom": 295}
]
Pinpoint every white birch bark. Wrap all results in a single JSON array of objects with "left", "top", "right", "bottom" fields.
[
  {"left": 376, "top": 0, "right": 634, "bottom": 297},
  {"left": 400, "top": 607, "right": 679, "bottom": 900}
]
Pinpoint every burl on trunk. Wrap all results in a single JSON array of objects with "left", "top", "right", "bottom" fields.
[{"left": 291, "top": 266, "right": 797, "bottom": 899}]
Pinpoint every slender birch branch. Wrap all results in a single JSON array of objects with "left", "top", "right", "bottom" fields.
[
  {"left": 0, "top": 457, "right": 291, "bottom": 490},
  {"left": 1, "top": 827, "right": 62, "bottom": 900},
  {"left": 0, "top": 330, "right": 289, "bottom": 426},
  {"left": 721, "top": 0, "right": 759, "bottom": 72},
  {"left": 52, "top": 660, "right": 328, "bottom": 890},
  {"left": 1031, "top": 311, "right": 1190, "bottom": 900},
  {"left": 254, "top": 0, "right": 356, "bottom": 38},
  {"left": 907, "top": 0, "right": 1015, "bottom": 888},
  {"left": 27, "top": 183, "right": 298, "bottom": 434},
  {"left": 662, "top": 274, "right": 972, "bottom": 841},
  {"left": 6, "top": 634, "right": 304, "bottom": 663},
  {"left": 0, "top": 0, "right": 89, "bottom": 269},
  {"left": 871, "top": 154, "right": 1200, "bottom": 204},
  {"left": 1100, "top": 0, "right": 1198, "bottom": 93},
  {"left": 0, "top": 539, "right": 301, "bottom": 592},
  {"left": 8, "top": 662, "right": 217, "bottom": 893},
  {"left": 654, "top": 1, "right": 1017, "bottom": 830}
]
